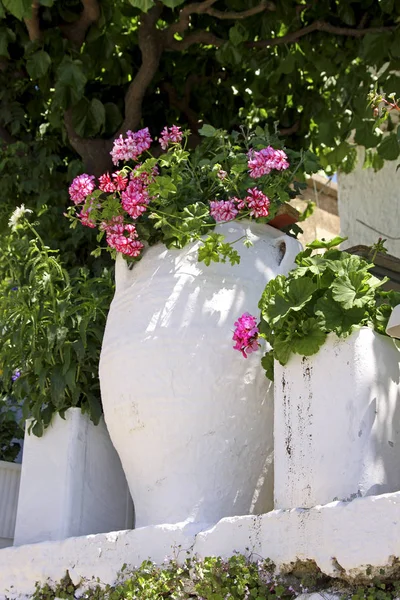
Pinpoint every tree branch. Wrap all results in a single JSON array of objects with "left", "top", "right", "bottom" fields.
[
  {"left": 166, "top": 30, "right": 224, "bottom": 51},
  {"left": 168, "top": 0, "right": 218, "bottom": 37},
  {"left": 249, "top": 20, "right": 397, "bottom": 48},
  {"left": 166, "top": 0, "right": 274, "bottom": 47},
  {"left": 64, "top": 109, "right": 113, "bottom": 176},
  {"left": 117, "top": 4, "right": 164, "bottom": 136},
  {"left": 279, "top": 121, "right": 300, "bottom": 136},
  {"left": 206, "top": 1, "right": 276, "bottom": 20},
  {"left": 60, "top": 0, "right": 101, "bottom": 47},
  {"left": 24, "top": 2, "right": 41, "bottom": 42}
]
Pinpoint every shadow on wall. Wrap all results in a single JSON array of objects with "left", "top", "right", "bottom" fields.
[{"left": 368, "top": 335, "right": 400, "bottom": 496}]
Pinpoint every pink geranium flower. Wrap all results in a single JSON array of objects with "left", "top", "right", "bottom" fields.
[
  {"left": 232, "top": 312, "right": 260, "bottom": 358},
  {"left": 69, "top": 174, "right": 95, "bottom": 205},
  {"left": 209, "top": 199, "right": 238, "bottom": 222},
  {"left": 159, "top": 125, "right": 183, "bottom": 150}
]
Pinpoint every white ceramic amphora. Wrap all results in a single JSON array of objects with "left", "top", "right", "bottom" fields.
[{"left": 99, "top": 221, "right": 301, "bottom": 527}]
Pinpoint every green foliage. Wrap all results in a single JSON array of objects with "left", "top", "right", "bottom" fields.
[
  {"left": 0, "top": 395, "right": 23, "bottom": 462},
  {"left": 1, "top": 0, "right": 399, "bottom": 184},
  {"left": 258, "top": 238, "right": 400, "bottom": 378},
  {"left": 0, "top": 211, "right": 114, "bottom": 434},
  {"left": 31, "top": 555, "right": 302, "bottom": 600},
  {"left": 29, "top": 555, "right": 400, "bottom": 600}
]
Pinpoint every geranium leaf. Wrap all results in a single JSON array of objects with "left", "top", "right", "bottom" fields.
[
  {"left": 306, "top": 236, "right": 348, "bottom": 250},
  {"left": 292, "top": 319, "right": 327, "bottom": 356},
  {"left": 332, "top": 272, "right": 374, "bottom": 309}
]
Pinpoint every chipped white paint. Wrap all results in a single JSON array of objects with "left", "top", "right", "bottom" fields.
[
  {"left": 0, "top": 461, "right": 21, "bottom": 549},
  {"left": 99, "top": 222, "right": 301, "bottom": 527},
  {"left": 273, "top": 328, "right": 400, "bottom": 509},
  {"left": 338, "top": 147, "right": 400, "bottom": 257},
  {"left": 3, "top": 492, "right": 400, "bottom": 598},
  {"left": 14, "top": 409, "right": 134, "bottom": 546}
]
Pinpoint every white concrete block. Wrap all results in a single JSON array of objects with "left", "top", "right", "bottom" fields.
[
  {"left": 0, "top": 522, "right": 202, "bottom": 599},
  {"left": 3, "top": 492, "right": 400, "bottom": 598},
  {"left": 100, "top": 222, "right": 302, "bottom": 527},
  {"left": 14, "top": 408, "right": 133, "bottom": 546},
  {"left": 338, "top": 147, "right": 400, "bottom": 257},
  {"left": 274, "top": 328, "right": 400, "bottom": 509},
  {"left": 0, "top": 461, "right": 21, "bottom": 548}
]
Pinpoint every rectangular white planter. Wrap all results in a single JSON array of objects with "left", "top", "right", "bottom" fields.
[
  {"left": 14, "top": 408, "right": 134, "bottom": 546},
  {"left": 0, "top": 461, "right": 21, "bottom": 548},
  {"left": 274, "top": 328, "right": 400, "bottom": 509}
]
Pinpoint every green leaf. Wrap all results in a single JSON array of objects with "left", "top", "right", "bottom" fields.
[
  {"left": 391, "top": 31, "right": 400, "bottom": 58},
  {"left": 128, "top": 0, "right": 155, "bottom": 11},
  {"left": 198, "top": 124, "right": 217, "bottom": 137},
  {"left": 306, "top": 236, "right": 347, "bottom": 250},
  {"left": 261, "top": 351, "right": 274, "bottom": 381},
  {"left": 229, "top": 23, "right": 248, "bottom": 46},
  {"left": 258, "top": 274, "right": 286, "bottom": 311},
  {"left": 332, "top": 272, "right": 374, "bottom": 309},
  {"left": 26, "top": 50, "right": 51, "bottom": 79},
  {"left": 381, "top": 0, "right": 394, "bottom": 13},
  {"left": 55, "top": 58, "right": 87, "bottom": 108},
  {"left": 0, "top": 28, "right": 10, "bottom": 57},
  {"left": 71, "top": 98, "right": 105, "bottom": 137},
  {"left": 292, "top": 319, "right": 327, "bottom": 357},
  {"left": 377, "top": 134, "right": 400, "bottom": 161},
  {"left": 273, "top": 335, "right": 293, "bottom": 366},
  {"left": 104, "top": 102, "right": 123, "bottom": 135},
  {"left": 3, "top": 0, "right": 31, "bottom": 19},
  {"left": 315, "top": 293, "right": 366, "bottom": 335},
  {"left": 31, "top": 420, "right": 44, "bottom": 437},
  {"left": 87, "top": 395, "right": 102, "bottom": 425},
  {"left": 160, "top": 0, "right": 185, "bottom": 7},
  {"left": 267, "top": 277, "right": 318, "bottom": 323}
]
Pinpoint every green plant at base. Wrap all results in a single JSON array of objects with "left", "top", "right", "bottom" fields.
[
  {"left": 0, "top": 210, "right": 114, "bottom": 435},
  {"left": 29, "top": 555, "right": 400, "bottom": 600},
  {"left": 258, "top": 237, "right": 400, "bottom": 380}
]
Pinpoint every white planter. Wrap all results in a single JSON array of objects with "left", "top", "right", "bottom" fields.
[
  {"left": 0, "top": 461, "right": 21, "bottom": 548},
  {"left": 99, "top": 221, "right": 301, "bottom": 527},
  {"left": 338, "top": 147, "right": 400, "bottom": 257},
  {"left": 274, "top": 328, "right": 400, "bottom": 509},
  {"left": 14, "top": 408, "right": 134, "bottom": 546}
]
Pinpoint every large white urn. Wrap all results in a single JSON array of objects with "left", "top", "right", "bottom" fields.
[{"left": 99, "top": 221, "right": 301, "bottom": 528}]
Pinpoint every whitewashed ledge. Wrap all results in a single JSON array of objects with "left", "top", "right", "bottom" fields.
[{"left": 2, "top": 491, "right": 400, "bottom": 599}]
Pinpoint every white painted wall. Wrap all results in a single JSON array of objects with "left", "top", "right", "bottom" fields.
[
  {"left": 100, "top": 222, "right": 301, "bottom": 528},
  {"left": 14, "top": 409, "right": 134, "bottom": 546},
  {"left": 0, "top": 462, "right": 20, "bottom": 548},
  {"left": 274, "top": 328, "right": 400, "bottom": 509},
  {"left": 338, "top": 148, "right": 400, "bottom": 257},
  {"left": 2, "top": 492, "right": 400, "bottom": 598}
]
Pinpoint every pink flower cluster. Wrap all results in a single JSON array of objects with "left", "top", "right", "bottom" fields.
[
  {"left": 99, "top": 171, "right": 128, "bottom": 193},
  {"left": 248, "top": 147, "right": 289, "bottom": 178},
  {"left": 102, "top": 216, "right": 144, "bottom": 257},
  {"left": 159, "top": 125, "right": 183, "bottom": 150},
  {"left": 69, "top": 174, "right": 95, "bottom": 205},
  {"left": 120, "top": 167, "right": 158, "bottom": 219},
  {"left": 209, "top": 188, "right": 270, "bottom": 222},
  {"left": 111, "top": 128, "right": 152, "bottom": 165},
  {"left": 209, "top": 199, "right": 238, "bottom": 222},
  {"left": 245, "top": 188, "right": 270, "bottom": 218},
  {"left": 233, "top": 312, "right": 260, "bottom": 358}
]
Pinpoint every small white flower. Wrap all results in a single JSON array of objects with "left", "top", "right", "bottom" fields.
[{"left": 8, "top": 205, "right": 33, "bottom": 230}]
